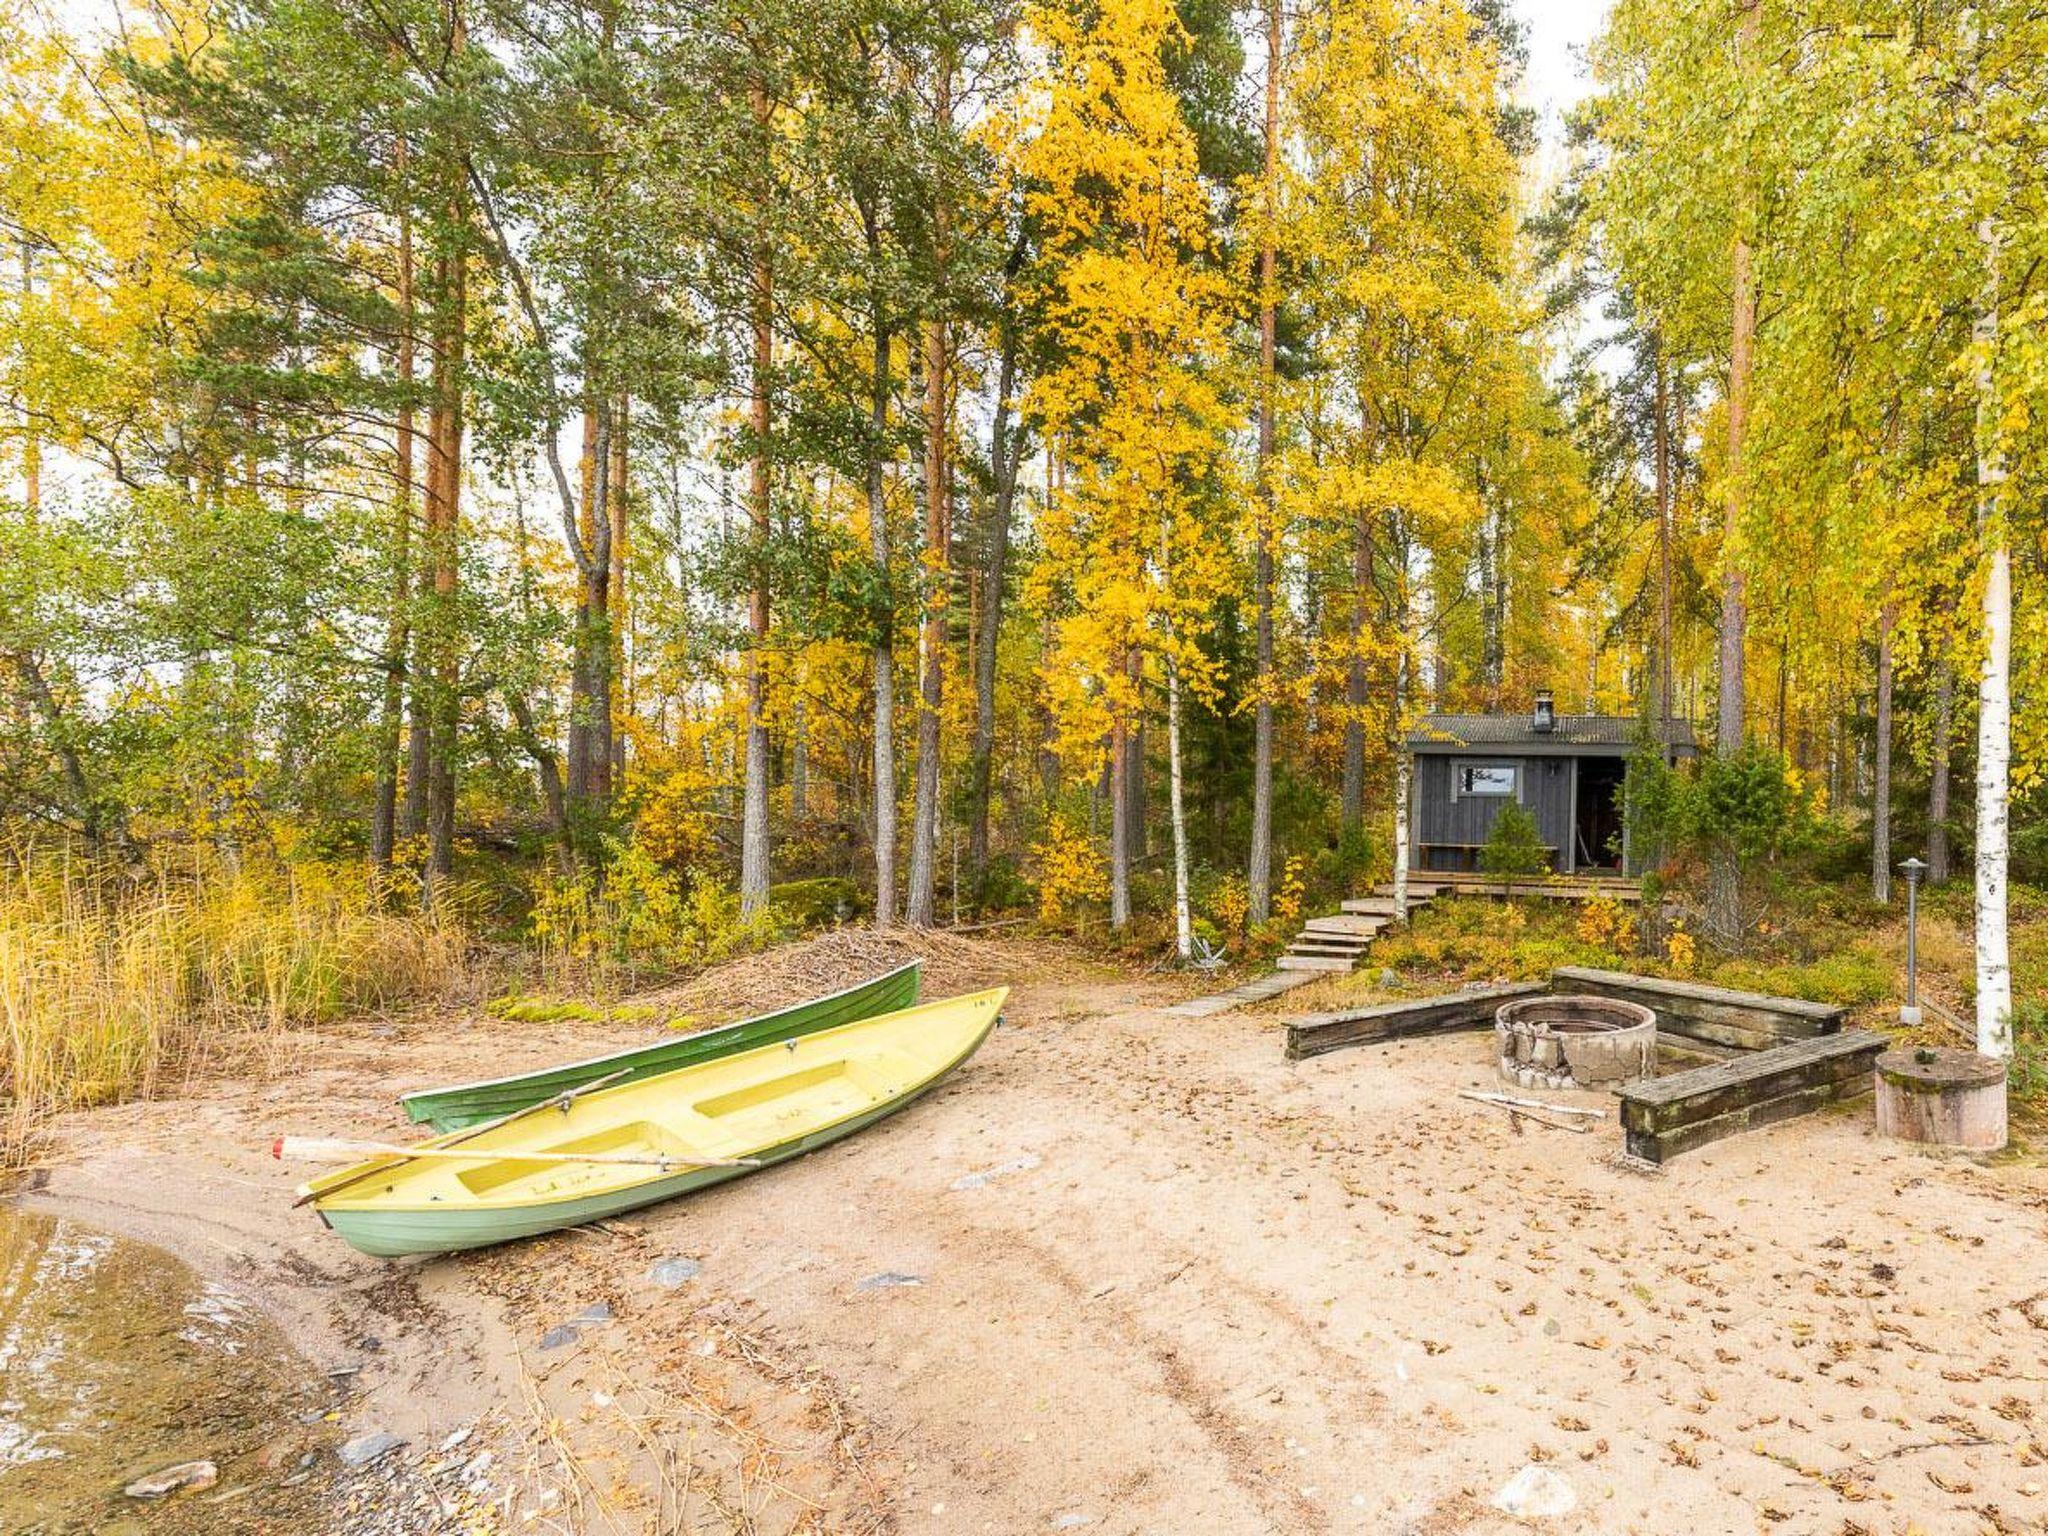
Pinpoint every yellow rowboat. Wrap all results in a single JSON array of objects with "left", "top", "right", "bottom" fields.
[{"left": 298, "top": 988, "right": 1006, "bottom": 1258}]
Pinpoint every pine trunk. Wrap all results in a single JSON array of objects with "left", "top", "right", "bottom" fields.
[
  {"left": 966, "top": 308, "right": 1021, "bottom": 907},
  {"left": 1247, "top": 0, "right": 1280, "bottom": 924},
  {"left": 1928, "top": 660, "right": 1952, "bottom": 884},
  {"left": 866, "top": 304, "right": 897, "bottom": 926},
  {"left": 906, "top": 61, "right": 951, "bottom": 929},
  {"left": 422, "top": 142, "right": 465, "bottom": 900},
  {"left": 1341, "top": 511, "right": 1369, "bottom": 830}
]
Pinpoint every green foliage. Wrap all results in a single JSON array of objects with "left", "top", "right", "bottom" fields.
[
  {"left": 1712, "top": 949, "right": 1892, "bottom": 1007},
  {"left": 1479, "top": 801, "right": 1549, "bottom": 879}
]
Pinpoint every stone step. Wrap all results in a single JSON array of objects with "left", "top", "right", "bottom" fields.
[
  {"left": 1161, "top": 970, "right": 1317, "bottom": 1019},
  {"left": 1276, "top": 954, "right": 1356, "bottom": 973}
]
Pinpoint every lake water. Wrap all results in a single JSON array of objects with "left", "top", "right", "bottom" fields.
[{"left": 0, "top": 1204, "right": 338, "bottom": 1532}]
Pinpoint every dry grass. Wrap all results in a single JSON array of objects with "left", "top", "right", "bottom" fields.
[{"left": 0, "top": 847, "right": 470, "bottom": 1168}]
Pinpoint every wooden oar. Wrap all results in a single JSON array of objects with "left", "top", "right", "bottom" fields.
[
  {"left": 276, "top": 1136, "right": 760, "bottom": 1173},
  {"left": 292, "top": 1066, "right": 643, "bottom": 1208}
]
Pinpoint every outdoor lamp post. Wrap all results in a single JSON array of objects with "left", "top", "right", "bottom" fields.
[{"left": 1899, "top": 857, "right": 1927, "bottom": 1026}]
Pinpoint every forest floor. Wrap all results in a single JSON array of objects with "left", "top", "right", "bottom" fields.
[{"left": 18, "top": 926, "right": 2048, "bottom": 1535}]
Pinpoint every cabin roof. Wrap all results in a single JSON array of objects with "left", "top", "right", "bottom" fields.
[{"left": 1406, "top": 713, "right": 1698, "bottom": 757}]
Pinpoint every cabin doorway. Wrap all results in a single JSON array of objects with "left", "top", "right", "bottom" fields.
[{"left": 1574, "top": 757, "right": 1626, "bottom": 871}]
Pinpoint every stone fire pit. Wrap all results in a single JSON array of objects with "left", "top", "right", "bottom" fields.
[{"left": 1495, "top": 995, "right": 1657, "bottom": 1091}]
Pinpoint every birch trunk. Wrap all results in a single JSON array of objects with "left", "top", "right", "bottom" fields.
[
  {"left": 1709, "top": 0, "right": 1759, "bottom": 943},
  {"left": 1973, "top": 208, "right": 2012, "bottom": 1057},
  {"left": 1167, "top": 648, "right": 1191, "bottom": 960},
  {"left": 372, "top": 152, "right": 415, "bottom": 873},
  {"left": 1872, "top": 600, "right": 1893, "bottom": 904},
  {"left": 738, "top": 84, "right": 775, "bottom": 916},
  {"left": 1109, "top": 689, "right": 1131, "bottom": 931},
  {"left": 608, "top": 395, "right": 629, "bottom": 787},
  {"left": 1391, "top": 649, "right": 1410, "bottom": 922},
  {"left": 1653, "top": 345, "right": 1674, "bottom": 724}
]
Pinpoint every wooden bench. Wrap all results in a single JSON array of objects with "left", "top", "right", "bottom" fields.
[
  {"left": 1418, "top": 843, "right": 1560, "bottom": 874},
  {"left": 1551, "top": 966, "right": 1846, "bottom": 1053},
  {"left": 1617, "top": 1030, "right": 1887, "bottom": 1163},
  {"left": 1286, "top": 981, "right": 1547, "bottom": 1061}
]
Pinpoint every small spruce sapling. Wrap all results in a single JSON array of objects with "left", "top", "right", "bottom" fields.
[{"left": 1479, "top": 801, "right": 1550, "bottom": 895}]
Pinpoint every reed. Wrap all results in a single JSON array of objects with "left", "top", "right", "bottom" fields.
[{"left": 0, "top": 847, "right": 471, "bottom": 1169}]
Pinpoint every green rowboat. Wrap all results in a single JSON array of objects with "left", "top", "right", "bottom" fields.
[
  {"left": 304, "top": 987, "right": 1005, "bottom": 1257},
  {"left": 399, "top": 960, "right": 921, "bottom": 1132}
]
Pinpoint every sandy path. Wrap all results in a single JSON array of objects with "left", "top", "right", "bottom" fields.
[{"left": 19, "top": 949, "right": 2048, "bottom": 1534}]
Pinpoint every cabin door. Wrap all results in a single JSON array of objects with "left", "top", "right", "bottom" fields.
[{"left": 1573, "top": 758, "right": 1626, "bottom": 871}]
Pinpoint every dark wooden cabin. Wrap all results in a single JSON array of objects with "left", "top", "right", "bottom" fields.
[{"left": 1405, "top": 691, "right": 1697, "bottom": 875}]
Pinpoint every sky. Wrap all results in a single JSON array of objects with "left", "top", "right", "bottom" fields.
[{"left": 1515, "top": 0, "right": 1611, "bottom": 155}]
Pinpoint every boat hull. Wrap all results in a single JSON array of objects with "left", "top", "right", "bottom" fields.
[
  {"left": 400, "top": 961, "right": 921, "bottom": 1132},
  {"left": 314, "top": 991, "right": 1000, "bottom": 1258}
]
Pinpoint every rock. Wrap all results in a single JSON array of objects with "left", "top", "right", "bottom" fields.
[
  {"left": 856, "top": 1271, "right": 923, "bottom": 1291},
  {"left": 1491, "top": 1464, "right": 1575, "bottom": 1519},
  {"left": 573, "top": 1300, "right": 614, "bottom": 1324},
  {"left": 539, "top": 1325, "right": 580, "bottom": 1351},
  {"left": 338, "top": 1431, "right": 407, "bottom": 1468},
  {"left": 649, "top": 1256, "right": 701, "bottom": 1287},
  {"left": 124, "top": 1460, "right": 219, "bottom": 1499},
  {"left": 1050, "top": 1516, "right": 1094, "bottom": 1530}
]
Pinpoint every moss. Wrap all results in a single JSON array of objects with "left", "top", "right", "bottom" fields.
[{"left": 769, "top": 877, "right": 865, "bottom": 928}]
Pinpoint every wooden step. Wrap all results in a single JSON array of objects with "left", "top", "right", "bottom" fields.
[
  {"left": 1340, "top": 897, "right": 1420, "bottom": 916},
  {"left": 1303, "top": 915, "right": 1386, "bottom": 937},
  {"left": 1277, "top": 954, "right": 1356, "bottom": 973},
  {"left": 1287, "top": 939, "right": 1374, "bottom": 958}
]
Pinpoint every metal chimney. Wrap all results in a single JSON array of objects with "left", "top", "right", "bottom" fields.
[{"left": 1532, "top": 689, "right": 1556, "bottom": 734}]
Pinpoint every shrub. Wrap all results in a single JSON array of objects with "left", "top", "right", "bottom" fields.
[
  {"left": 1275, "top": 855, "right": 1308, "bottom": 923},
  {"left": 2012, "top": 1001, "right": 2048, "bottom": 1109},
  {"left": 1032, "top": 813, "right": 1108, "bottom": 928},
  {"left": 1207, "top": 871, "right": 1250, "bottom": 939},
  {"left": 529, "top": 840, "right": 780, "bottom": 994}
]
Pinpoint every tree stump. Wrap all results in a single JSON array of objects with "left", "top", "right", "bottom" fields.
[{"left": 1874, "top": 1047, "right": 2007, "bottom": 1152}]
